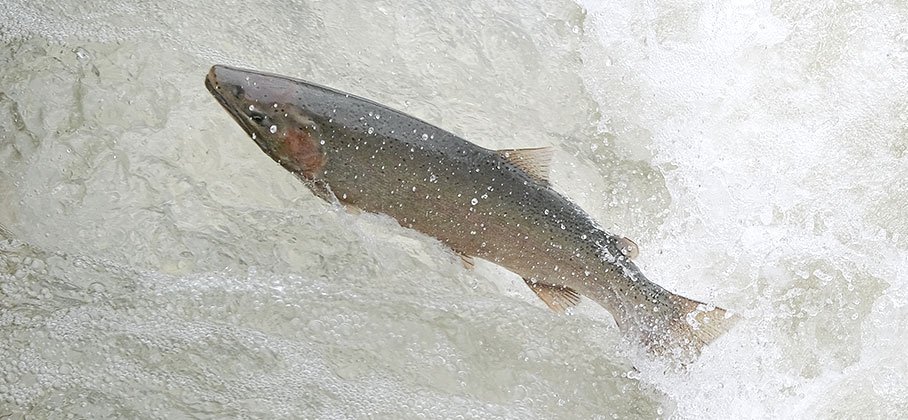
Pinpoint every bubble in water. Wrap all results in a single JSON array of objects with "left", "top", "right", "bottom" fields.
[
  {"left": 269, "top": 125, "right": 277, "bottom": 134},
  {"left": 73, "top": 46, "right": 91, "bottom": 62},
  {"left": 470, "top": 198, "right": 478, "bottom": 205}
]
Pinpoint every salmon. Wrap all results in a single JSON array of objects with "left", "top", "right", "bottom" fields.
[{"left": 205, "top": 65, "right": 737, "bottom": 361}]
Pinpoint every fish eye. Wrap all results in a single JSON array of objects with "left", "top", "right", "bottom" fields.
[{"left": 248, "top": 110, "right": 269, "bottom": 125}]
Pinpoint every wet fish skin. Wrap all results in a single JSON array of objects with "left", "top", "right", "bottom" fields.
[{"left": 205, "top": 65, "right": 736, "bottom": 360}]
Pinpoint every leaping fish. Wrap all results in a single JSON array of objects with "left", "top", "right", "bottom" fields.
[{"left": 205, "top": 65, "right": 737, "bottom": 360}]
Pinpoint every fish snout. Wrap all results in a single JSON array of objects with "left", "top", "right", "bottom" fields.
[
  {"left": 205, "top": 65, "right": 247, "bottom": 103},
  {"left": 205, "top": 65, "right": 329, "bottom": 178}
]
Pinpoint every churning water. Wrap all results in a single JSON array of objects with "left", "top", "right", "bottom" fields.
[{"left": 1, "top": 0, "right": 906, "bottom": 418}]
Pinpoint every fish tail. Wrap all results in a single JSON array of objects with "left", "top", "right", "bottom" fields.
[
  {"left": 624, "top": 289, "right": 738, "bottom": 360},
  {"left": 670, "top": 293, "right": 738, "bottom": 349}
]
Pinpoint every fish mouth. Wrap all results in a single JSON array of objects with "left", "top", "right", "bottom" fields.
[{"left": 205, "top": 65, "right": 261, "bottom": 143}]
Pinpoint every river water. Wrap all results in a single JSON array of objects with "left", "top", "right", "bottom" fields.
[{"left": 1, "top": 0, "right": 906, "bottom": 418}]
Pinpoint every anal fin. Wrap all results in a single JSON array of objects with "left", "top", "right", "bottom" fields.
[{"left": 523, "top": 278, "right": 581, "bottom": 312}]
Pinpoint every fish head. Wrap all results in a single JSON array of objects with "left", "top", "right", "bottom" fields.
[{"left": 205, "top": 65, "right": 330, "bottom": 179}]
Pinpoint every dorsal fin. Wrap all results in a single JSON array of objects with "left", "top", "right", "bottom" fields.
[
  {"left": 523, "top": 278, "right": 581, "bottom": 312},
  {"left": 497, "top": 147, "right": 553, "bottom": 185},
  {"left": 617, "top": 237, "right": 639, "bottom": 259}
]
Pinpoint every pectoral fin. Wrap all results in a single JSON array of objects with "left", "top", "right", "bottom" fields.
[
  {"left": 459, "top": 253, "right": 475, "bottom": 270},
  {"left": 523, "top": 278, "right": 581, "bottom": 312},
  {"left": 297, "top": 176, "right": 335, "bottom": 203}
]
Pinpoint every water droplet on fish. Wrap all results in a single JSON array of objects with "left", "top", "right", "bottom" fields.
[
  {"left": 471, "top": 198, "right": 478, "bottom": 205},
  {"left": 269, "top": 125, "right": 277, "bottom": 134}
]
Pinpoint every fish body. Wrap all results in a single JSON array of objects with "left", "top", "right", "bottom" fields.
[{"left": 205, "top": 65, "right": 735, "bottom": 359}]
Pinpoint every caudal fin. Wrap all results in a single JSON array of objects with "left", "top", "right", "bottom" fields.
[
  {"left": 671, "top": 294, "right": 739, "bottom": 351},
  {"left": 626, "top": 291, "right": 738, "bottom": 361}
]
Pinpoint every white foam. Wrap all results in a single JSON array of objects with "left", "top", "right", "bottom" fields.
[{"left": 579, "top": 0, "right": 908, "bottom": 417}]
